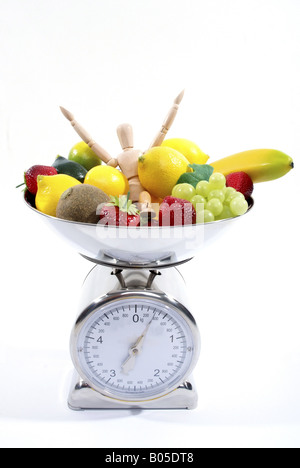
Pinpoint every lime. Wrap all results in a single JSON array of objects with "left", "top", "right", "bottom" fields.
[
  {"left": 53, "top": 156, "right": 87, "bottom": 183},
  {"left": 68, "top": 142, "right": 102, "bottom": 171}
]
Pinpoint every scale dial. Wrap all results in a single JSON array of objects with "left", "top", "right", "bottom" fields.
[{"left": 71, "top": 292, "right": 200, "bottom": 402}]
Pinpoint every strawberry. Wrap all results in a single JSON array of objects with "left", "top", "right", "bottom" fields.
[
  {"left": 22, "top": 165, "right": 58, "bottom": 194},
  {"left": 98, "top": 195, "right": 140, "bottom": 227},
  {"left": 159, "top": 196, "right": 196, "bottom": 226},
  {"left": 226, "top": 172, "right": 254, "bottom": 199}
]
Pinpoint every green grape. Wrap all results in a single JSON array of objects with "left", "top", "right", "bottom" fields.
[
  {"left": 172, "top": 183, "right": 196, "bottom": 201},
  {"left": 224, "top": 190, "right": 245, "bottom": 205},
  {"left": 196, "top": 209, "right": 215, "bottom": 224},
  {"left": 215, "top": 205, "right": 233, "bottom": 220},
  {"left": 190, "top": 195, "right": 206, "bottom": 210},
  {"left": 224, "top": 187, "right": 236, "bottom": 200},
  {"left": 196, "top": 180, "right": 210, "bottom": 198},
  {"left": 203, "top": 210, "right": 215, "bottom": 223},
  {"left": 207, "top": 189, "right": 225, "bottom": 203},
  {"left": 206, "top": 198, "right": 223, "bottom": 216},
  {"left": 209, "top": 172, "right": 226, "bottom": 189},
  {"left": 196, "top": 211, "right": 204, "bottom": 223},
  {"left": 230, "top": 197, "right": 248, "bottom": 216}
]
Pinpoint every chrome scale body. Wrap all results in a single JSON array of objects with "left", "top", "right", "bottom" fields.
[{"left": 68, "top": 266, "right": 200, "bottom": 410}]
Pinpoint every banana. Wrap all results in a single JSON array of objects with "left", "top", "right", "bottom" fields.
[{"left": 211, "top": 149, "right": 294, "bottom": 183}]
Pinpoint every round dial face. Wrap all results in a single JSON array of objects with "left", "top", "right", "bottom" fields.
[{"left": 72, "top": 296, "right": 198, "bottom": 401}]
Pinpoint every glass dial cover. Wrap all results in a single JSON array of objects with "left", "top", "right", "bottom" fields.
[{"left": 71, "top": 295, "right": 199, "bottom": 402}]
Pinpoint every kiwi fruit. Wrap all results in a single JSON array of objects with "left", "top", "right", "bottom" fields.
[{"left": 56, "top": 184, "right": 109, "bottom": 223}]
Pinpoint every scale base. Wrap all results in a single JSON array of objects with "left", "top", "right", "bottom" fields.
[{"left": 68, "top": 373, "right": 198, "bottom": 411}]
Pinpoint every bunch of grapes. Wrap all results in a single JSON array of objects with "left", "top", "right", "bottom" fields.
[{"left": 172, "top": 172, "right": 249, "bottom": 223}]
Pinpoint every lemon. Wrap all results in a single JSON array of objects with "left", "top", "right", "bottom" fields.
[
  {"left": 84, "top": 165, "right": 129, "bottom": 197},
  {"left": 68, "top": 141, "right": 102, "bottom": 171},
  {"left": 36, "top": 174, "right": 81, "bottom": 217},
  {"left": 161, "top": 138, "right": 209, "bottom": 165},
  {"left": 138, "top": 147, "right": 190, "bottom": 199}
]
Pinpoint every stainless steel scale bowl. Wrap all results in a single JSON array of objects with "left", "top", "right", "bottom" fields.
[
  {"left": 25, "top": 193, "right": 254, "bottom": 410},
  {"left": 25, "top": 191, "right": 254, "bottom": 269}
]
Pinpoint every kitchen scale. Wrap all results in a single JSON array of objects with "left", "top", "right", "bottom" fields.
[{"left": 25, "top": 192, "right": 254, "bottom": 411}]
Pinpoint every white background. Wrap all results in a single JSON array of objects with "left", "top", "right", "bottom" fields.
[{"left": 1, "top": 0, "right": 300, "bottom": 448}]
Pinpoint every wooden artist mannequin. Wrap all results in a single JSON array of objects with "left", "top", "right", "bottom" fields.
[{"left": 60, "top": 90, "right": 185, "bottom": 213}]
